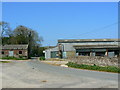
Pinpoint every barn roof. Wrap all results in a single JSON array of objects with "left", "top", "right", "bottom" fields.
[
  {"left": 2, "top": 45, "right": 28, "bottom": 50},
  {"left": 58, "top": 39, "right": 120, "bottom": 43},
  {"left": 73, "top": 45, "right": 119, "bottom": 49}
]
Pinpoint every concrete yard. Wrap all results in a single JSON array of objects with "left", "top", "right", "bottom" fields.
[{"left": 1, "top": 60, "right": 119, "bottom": 88}]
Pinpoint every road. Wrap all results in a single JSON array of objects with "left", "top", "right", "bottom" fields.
[{"left": 1, "top": 60, "right": 119, "bottom": 88}]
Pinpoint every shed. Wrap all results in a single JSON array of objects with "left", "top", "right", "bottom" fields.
[{"left": 1, "top": 44, "right": 28, "bottom": 58}]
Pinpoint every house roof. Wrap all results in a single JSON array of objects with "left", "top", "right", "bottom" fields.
[
  {"left": 2, "top": 45, "right": 28, "bottom": 50},
  {"left": 58, "top": 39, "right": 120, "bottom": 43}
]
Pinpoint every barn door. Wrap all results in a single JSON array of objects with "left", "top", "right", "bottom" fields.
[
  {"left": 9, "top": 51, "right": 14, "bottom": 56},
  {"left": 51, "top": 51, "right": 59, "bottom": 58}
]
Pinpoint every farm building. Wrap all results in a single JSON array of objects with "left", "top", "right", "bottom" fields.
[
  {"left": 44, "top": 39, "right": 120, "bottom": 59},
  {"left": 1, "top": 45, "right": 28, "bottom": 58}
]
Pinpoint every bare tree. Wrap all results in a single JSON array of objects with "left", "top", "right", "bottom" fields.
[{"left": 0, "top": 21, "right": 12, "bottom": 37}]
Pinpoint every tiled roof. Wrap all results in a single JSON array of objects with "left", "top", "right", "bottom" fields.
[{"left": 2, "top": 45, "right": 28, "bottom": 50}]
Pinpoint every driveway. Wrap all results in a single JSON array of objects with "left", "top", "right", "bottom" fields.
[{"left": 1, "top": 60, "right": 118, "bottom": 88}]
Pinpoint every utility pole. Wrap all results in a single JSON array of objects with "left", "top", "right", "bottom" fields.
[{"left": 28, "top": 31, "right": 32, "bottom": 59}]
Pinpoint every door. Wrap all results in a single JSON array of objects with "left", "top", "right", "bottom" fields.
[
  {"left": 51, "top": 51, "right": 59, "bottom": 58},
  {"left": 9, "top": 51, "right": 14, "bottom": 56},
  {"left": 108, "top": 52, "right": 114, "bottom": 57},
  {"left": 63, "top": 52, "right": 67, "bottom": 58}
]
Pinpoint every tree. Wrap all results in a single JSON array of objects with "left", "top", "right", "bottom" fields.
[
  {"left": 13, "top": 25, "right": 43, "bottom": 58},
  {"left": 0, "top": 21, "right": 12, "bottom": 37},
  {"left": 0, "top": 21, "right": 13, "bottom": 45},
  {"left": 13, "top": 25, "right": 43, "bottom": 44},
  {"left": 31, "top": 46, "right": 45, "bottom": 57}
]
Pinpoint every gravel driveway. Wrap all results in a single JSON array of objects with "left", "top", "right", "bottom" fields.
[{"left": 1, "top": 60, "right": 118, "bottom": 88}]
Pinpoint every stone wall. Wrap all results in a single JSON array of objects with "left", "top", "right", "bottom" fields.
[
  {"left": 67, "top": 56, "right": 119, "bottom": 67},
  {"left": 66, "top": 51, "right": 76, "bottom": 58}
]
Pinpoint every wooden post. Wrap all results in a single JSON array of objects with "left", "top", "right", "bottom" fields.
[{"left": 106, "top": 49, "right": 108, "bottom": 56}]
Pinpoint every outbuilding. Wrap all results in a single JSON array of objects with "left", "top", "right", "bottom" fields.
[{"left": 1, "top": 45, "right": 28, "bottom": 58}]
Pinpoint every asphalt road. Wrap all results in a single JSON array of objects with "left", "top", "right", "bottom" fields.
[{"left": 1, "top": 60, "right": 119, "bottom": 88}]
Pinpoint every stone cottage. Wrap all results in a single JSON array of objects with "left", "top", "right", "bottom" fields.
[{"left": 1, "top": 45, "right": 28, "bottom": 58}]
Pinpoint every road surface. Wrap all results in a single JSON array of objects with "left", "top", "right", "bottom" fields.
[{"left": 1, "top": 60, "right": 119, "bottom": 88}]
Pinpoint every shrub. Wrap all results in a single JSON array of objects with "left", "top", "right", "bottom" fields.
[
  {"left": 39, "top": 56, "right": 45, "bottom": 60},
  {"left": 66, "top": 62, "right": 120, "bottom": 73},
  {"left": 19, "top": 56, "right": 23, "bottom": 58}
]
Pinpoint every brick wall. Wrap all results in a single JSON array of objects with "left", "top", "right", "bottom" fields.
[{"left": 1, "top": 49, "right": 28, "bottom": 58}]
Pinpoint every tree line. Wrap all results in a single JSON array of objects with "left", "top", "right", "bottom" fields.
[{"left": 0, "top": 21, "right": 45, "bottom": 58}]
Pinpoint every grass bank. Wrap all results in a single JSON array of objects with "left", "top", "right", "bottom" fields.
[
  {"left": 0, "top": 61, "right": 11, "bottom": 63},
  {"left": 66, "top": 62, "right": 120, "bottom": 73},
  {"left": 1, "top": 56, "right": 27, "bottom": 60}
]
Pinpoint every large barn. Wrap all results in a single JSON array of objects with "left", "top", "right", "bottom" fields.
[{"left": 44, "top": 39, "right": 120, "bottom": 59}]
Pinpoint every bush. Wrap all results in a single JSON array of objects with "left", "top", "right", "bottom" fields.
[
  {"left": 66, "top": 62, "right": 120, "bottom": 73},
  {"left": 19, "top": 56, "right": 24, "bottom": 58},
  {"left": 39, "top": 56, "right": 45, "bottom": 60}
]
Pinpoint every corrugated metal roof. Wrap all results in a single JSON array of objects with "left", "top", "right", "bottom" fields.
[
  {"left": 58, "top": 39, "right": 120, "bottom": 43},
  {"left": 2, "top": 45, "right": 28, "bottom": 50},
  {"left": 74, "top": 45, "right": 119, "bottom": 49},
  {"left": 45, "top": 46, "right": 58, "bottom": 51},
  {"left": 73, "top": 45, "right": 119, "bottom": 47}
]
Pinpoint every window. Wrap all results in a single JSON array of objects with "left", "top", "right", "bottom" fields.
[
  {"left": 19, "top": 51, "right": 22, "bottom": 54},
  {"left": 79, "top": 52, "right": 90, "bottom": 56},
  {"left": 2, "top": 51, "right": 4, "bottom": 54}
]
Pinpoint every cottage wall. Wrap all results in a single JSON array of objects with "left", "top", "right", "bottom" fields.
[{"left": 2, "top": 49, "right": 28, "bottom": 58}]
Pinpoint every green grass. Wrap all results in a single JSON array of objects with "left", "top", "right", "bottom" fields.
[
  {"left": 1, "top": 56, "right": 27, "bottom": 60},
  {"left": 39, "top": 56, "right": 45, "bottom": 61},
  {"left": 0, "top": 61, "right": 11, "bottom": 63},
  {"left": 66, "top": 62, "right": 120, "bottom": 73}
]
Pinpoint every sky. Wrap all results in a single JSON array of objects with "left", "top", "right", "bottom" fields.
[{"left": 2, "top": 2, "right": 118, "bottom": 46}]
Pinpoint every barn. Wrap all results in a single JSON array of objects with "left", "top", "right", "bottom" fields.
[{"left": 44, "top": 39, "right": 120, "bottom": 59}]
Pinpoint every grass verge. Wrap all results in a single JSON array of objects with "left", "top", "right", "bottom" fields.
[
  {"left": 0, "top": 61, "right": 11, "bottom": 63},
  {"left": 66, "top": 62, "right": 120, "bottom": 73},
  {"left": 1, "top": 56, "right": 27, "bottom": 60}
]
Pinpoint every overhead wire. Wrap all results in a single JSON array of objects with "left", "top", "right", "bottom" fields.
[{"left": 66, "top": 22, "right": 118, "bottom": 39}]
